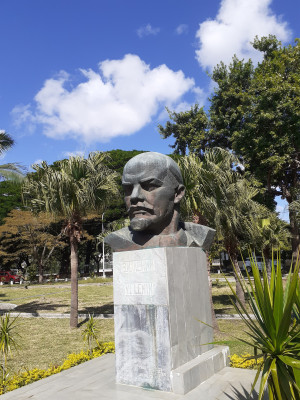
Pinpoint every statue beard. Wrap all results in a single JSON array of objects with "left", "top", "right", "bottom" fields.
[{"left": 130, "top": 217, "right": 153, "bottom": 232}]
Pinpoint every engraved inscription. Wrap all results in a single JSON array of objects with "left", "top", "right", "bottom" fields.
[
  {"left": 124, "top": 283, "right": 155, "bottom": 296},
  {"left": 119, "top": 259, "right": 155, "bottom": 274}
]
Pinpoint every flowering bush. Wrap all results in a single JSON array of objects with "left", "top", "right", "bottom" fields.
[
  {"left": 230, "top": 353, "right": 263, "bottom": 370},
  {"left": 0, "top": 342, "right": 115, "bottom": 395}
]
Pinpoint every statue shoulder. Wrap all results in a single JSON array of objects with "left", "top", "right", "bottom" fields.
[
  {"left": 181, "top": 222, "right": 215, "bottom": 250},
  {"left": 104, "top": 227, "right": 134, "bottom": 252}
]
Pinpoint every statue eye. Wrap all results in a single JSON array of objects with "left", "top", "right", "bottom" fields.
[
  {"left": 123, "top": 185, "right": 133, "bottom": 196},
  {"left": 141, "top": 181, "right": 158, "bottom": 191}
]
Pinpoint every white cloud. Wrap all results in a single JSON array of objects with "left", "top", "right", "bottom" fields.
[
  {"left": 32, "top": 159, "right": 43, "bottom": 166},
  {"left": 175, "top": 24, "right": 188, "bottom": 35},
  {"left": 195, "top": 0, "right": 291, "bottom": 70},
  {"left": 137, "top": 24, "right": 160, "bottom": 38},
  {"left": 13, "top": 54, "right": 195, "bottom": 143},
  {"left": 11, "top": 104, "right": 35, "bottom": 133},
  {"left": 192, "top": 87, "right": 206, "bottom": 105},
  {"left": 62, "top": 150, "right": 85, "bottom": 158}
]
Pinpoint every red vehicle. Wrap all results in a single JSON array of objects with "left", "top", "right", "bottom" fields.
[{"left": 0, "top": 271, "right": 21, "bottom": 284}]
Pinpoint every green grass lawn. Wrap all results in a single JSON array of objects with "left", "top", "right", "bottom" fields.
[
  {"left": 0, "top": 282, "right": 114, "bottom": 315},
  {"left": 7, "top": 318, "right": 114, "bottom": 374},
  {"left": 211, "top": 280, "right": 254, "bottom": 314},
  {"left": 214, "top": 319, "right": 253, "bottom": 355}
]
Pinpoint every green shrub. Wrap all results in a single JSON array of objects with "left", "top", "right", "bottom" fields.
[
  {"left": 0, "top": 314, "right": 19, "bottom": 385},
  {"left": 81, "top": 314, "right": 101, "bottom": 354},
  {"left": 226, "top": 255, "right": 300, "bottom": 399}
]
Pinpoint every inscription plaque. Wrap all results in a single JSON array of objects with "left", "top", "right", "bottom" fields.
[
  {"left": 124, "top": 282, "right": 155, "bottom": 296},
  {"left": 113, "top": 248, "right": 168, "bottom": 306}
]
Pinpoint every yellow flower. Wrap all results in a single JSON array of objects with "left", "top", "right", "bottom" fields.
[
  {"left": 230, "top": 353, "right": 263, "bottom": 369},
  {"left": 1, "top": 342, "right": 115, "bottom": 393}
]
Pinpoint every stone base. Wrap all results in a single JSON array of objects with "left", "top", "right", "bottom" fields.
[
  {"left": 171, "top": 346, "right": 230, "bottom": 395},
  {"left": 113, "top": 247, "right": 214, "bottom": 392}
]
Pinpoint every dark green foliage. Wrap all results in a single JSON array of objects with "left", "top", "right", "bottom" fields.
[
  {"left": 158, "top": 105, "right": 209, "bottom": 156},
  {"left": 105, "top": 149, "right": 144, "bottom": 176},
  {"left": 209, "top": 56, "right": 254, "bottom": 150},
  {"left": 0, "top": 181, "right": 23, "bottom": 225},
  {"left": 209, "top": 36, "right": 300, "bottom": 205},
  {"left": 102, "top": 149, "right": 144, "bottom": 223},
  {"left": 159, "top": 36, "right": 300, "bottom": 257}
]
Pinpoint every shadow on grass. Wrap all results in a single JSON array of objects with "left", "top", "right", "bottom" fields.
[
  {"left": 14, "top": 301, "right": 67, "bottom": 313},
  {"left": 13, "top": 301, "right": 114, "bottom": 315},
  {"left": 78, "top": 317, "right": 89, "bottom": 327},
  {"left": 0, "top": 292, "right": 12, "bottom": 300},
  {"left": 213, "top": 294, "right": 235, "bottom": 306},
  {"left": 81, "top": 303, "right": 114, "bottom": 315}
]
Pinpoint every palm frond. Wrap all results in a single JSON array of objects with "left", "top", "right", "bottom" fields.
[
  {"left": 0, "top": 131, "right": 14, "bottom": 155},
  {"left": 22, "top": 152, "right": 119, "bottom": 224}
]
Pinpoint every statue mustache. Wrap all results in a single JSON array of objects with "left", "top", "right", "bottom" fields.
[{"left": 128, "top": 204, "right": 154, "bottom": 214}]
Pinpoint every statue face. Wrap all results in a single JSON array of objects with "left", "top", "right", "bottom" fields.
[{"left": 122, "top": 157, "right": 182, "bottom": 234}]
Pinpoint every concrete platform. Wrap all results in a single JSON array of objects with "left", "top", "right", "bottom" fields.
[{"left": 1, "top": 353, "right": 265, "bottom": 400}]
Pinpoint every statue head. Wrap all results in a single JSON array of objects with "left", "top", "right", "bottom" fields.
[{"left": 122, "top": 152, "right": 185, "bottom": 235}]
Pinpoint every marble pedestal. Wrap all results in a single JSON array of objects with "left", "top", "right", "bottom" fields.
[{"left": 113, "top": 247, "right": 228, "bottom": 394}]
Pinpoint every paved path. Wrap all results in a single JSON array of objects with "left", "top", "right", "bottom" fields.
[{"left": 1, "top": 354, "right": 265, "bottom": 400}]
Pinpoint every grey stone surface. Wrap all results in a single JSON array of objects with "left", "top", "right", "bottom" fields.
[
  {"left": 113, "top": 247, "right": 214, "bottom": 392},
  {"left": 104, "top": 152, "right": 215, "bottom": 252},
  {"left": 1, "top": 354, "right": 267, "bottom": 400},
  {"left": 171, "top": 346, "right": 230, "bottom": 395},
  {"left": 0, "top": 302, "right": 17, "bottom": 310},
  {"left": 115, "top": 304, "right": 172, "bottom": 391},
  {"left": 113, "top": 248, "right": 168, "bottom": 305}
]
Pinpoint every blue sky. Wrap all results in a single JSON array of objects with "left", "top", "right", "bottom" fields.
[{"left": 1, "top": 0, "right": 299, "bottom": 219}]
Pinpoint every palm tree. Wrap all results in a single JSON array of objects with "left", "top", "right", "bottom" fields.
[
  {"left": 178, "top": 148, "right": 264, "bottom": 306},
  {"left": 255, "top": 214, "right": 290, "bottom": 275},
  {"left": 22, "top": 152, "right": 119, "bottom": 328},
  {"left": 0, "top": 131, "right": 13, "bottom": 154},
  {"left": 0, "top": 131, "right": 23, "bottom": 181},
  {"left": 176, "top": 153, "right": 218, "bottom": 327}
]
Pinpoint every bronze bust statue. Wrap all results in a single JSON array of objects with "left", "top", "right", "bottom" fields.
[{"left": 104, "top": 152, "right": 215, "bottom": 252}]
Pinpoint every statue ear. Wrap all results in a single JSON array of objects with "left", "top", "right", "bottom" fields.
[{"left": 174, "top": 184, "right": 185, "bottom": 204}]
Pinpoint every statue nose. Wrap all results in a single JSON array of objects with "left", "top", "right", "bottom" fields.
[{"left": 130, "top": 184, "right": 144, "bottom": 202}]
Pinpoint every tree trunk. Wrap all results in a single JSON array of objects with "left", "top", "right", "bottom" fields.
[
  {"left": 70, "top": 235, "right": 79, "bottom": 328},
  {"left": 230, "top": 252, "right": 245, "bottom": 307},
  {"left": 206, "top": 251, "right": 219, "bottom": 330},
  {"left": 38, "top": 264, "right": 44, "bottom": 284}
]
